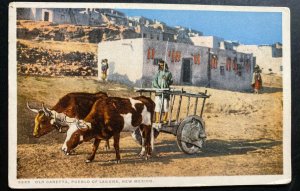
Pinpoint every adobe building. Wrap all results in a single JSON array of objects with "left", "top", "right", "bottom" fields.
[
  {"left": 98, "top": 38, "right": 254, "bottom": 91},
  {"left": 17, "top": 8, "right": 126, "bottom": 26},
  {"left": 191, "top": 35, "right": 225, "bottom": 49},
  {"left": 191, "top": 35, "right": 236, "bottom": 50},
  {"left": 235, "top": 43, "right": 282, "bottom": 75}
]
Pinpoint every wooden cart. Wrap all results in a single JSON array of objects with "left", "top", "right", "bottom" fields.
[{"left": 134, "top": 88, "right": 210, "bottom": 154}]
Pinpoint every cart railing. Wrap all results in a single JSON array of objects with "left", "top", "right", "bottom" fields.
[{"left": 134, "top": 88, "right": 210, "bottom": 126}]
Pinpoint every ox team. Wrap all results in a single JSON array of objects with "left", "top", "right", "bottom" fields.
[{"left": 27, "top": 59, "right": 173, "bottom": 163}]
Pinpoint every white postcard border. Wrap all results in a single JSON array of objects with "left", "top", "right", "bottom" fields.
[{"left": 8, "top": 2, "right": 291, "bottom": 188}]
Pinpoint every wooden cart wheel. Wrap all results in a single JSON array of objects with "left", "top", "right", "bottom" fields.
[{"left": 176, "top": 115, "right": 206, "bottom": 154}]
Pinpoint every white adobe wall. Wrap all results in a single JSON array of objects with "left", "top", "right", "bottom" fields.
[
  {"left": 51, "top": 9, "right": 72, "bottom": 24},
  {"left": 141, "top": 39, "right": 209, "bottom": 87},
  {"left": 17, "top": 8, "right": 36, "bottom": 20},
  {"left": 191, "top": 36, "right": 213, "bottom": 48},
  {"left": 138, "top": 26, "right": 163, "bottom": 41},
  {"left": 190, "top": 47, "right": 209, "bottom": 86},
  {"left": 31, "top": 8, "right": 93, "bottom": 25},
  {"left": 235, "top": 45, "right": 282, "bottom": 75},
  {"left": 191, "top": 36, "right": 224, "bottom": 49},
  {"left": 142, "top": 40, "right": 253, "bottom": 91},
  {"left": 31, "top": 8, "right": 37, "bottom": 20},
  {"left": 28, "top": 8, "right": 57, "bottom": 22},
  {"left": 210, "top": 49, "right": 253, "bottom": 91},
  {"left": 142, "top": 39, "right": 253, "bottom": 91},
  {"left": 33, "top": 9, "right": 63, "bottom": 23},
  {"left": 98, "top": 39, "right": 253, "bottom": 91},
  {"left": 31, "top": 9, "right": 43, "bottom": 21},
  {"left": 98, "top": 39, "right": 144, "bottom": 85},
  {"left": 41, "top": 9, "right": 54, "bottom": 22},
  {"left": 74, "top": 13, "right": 89, "bottom": 25}
]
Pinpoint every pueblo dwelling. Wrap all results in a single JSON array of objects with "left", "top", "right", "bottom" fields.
[{"left": 98, "top": 38, "right": 254, "bottom": 92}]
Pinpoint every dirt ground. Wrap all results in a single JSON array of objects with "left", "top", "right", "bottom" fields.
[{"left": 16, "top": 75, "right": 283, "bottom": 178}]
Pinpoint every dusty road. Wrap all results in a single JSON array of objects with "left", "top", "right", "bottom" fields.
[{"left": 16, "top": 76, "right": 283, "bottom": 178}]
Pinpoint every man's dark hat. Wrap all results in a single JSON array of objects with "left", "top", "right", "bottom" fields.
[
  {"left": 158, "top": 60, "right": 168, "bottom": 69},
  {"left": 158, "top": 60, "right": 165, "bottom": 65}
]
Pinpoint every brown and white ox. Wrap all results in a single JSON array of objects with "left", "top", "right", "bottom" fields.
[
  {"left": 61, "top": 96, "right": 155, "bottom": 163},
  {"left": 27, "top": 91, "right": 110, "bottom": 149}
]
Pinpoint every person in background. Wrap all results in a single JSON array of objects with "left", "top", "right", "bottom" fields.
[
  {"left": 251, "top": 65, "right": 263, "bottom": 94},
  {"left": 101, "top": 59, "right": 109, "bottom": 81},
  {"left": 152, "top": 60, "right": 173, "bottom": 123}
]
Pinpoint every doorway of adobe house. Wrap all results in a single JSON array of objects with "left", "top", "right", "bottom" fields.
[
  {"left": 181, "top": 58, "right": 192, "bottom": 84},
  {"left": 44, "top": 12, "right": 49, "bottom": 21}
]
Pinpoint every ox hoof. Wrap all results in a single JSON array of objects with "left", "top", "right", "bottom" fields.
[
  {"left": 85, "top": 159, "right": 92, "bottom": 163},
  {"left": 139, "top": 151, "right": 145, "bottom": 158},
  {"left": 145, "top": 155, "right": 151, "bottom": 160},
  {"left": 62, "top": 147, "right": 75, "bottom": 155}
]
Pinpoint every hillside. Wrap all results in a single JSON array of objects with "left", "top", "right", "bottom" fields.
[{"left": 17, "top": 20, "right": 138, "bottom": 43}]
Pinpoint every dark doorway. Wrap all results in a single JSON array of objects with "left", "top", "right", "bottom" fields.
[
  {"left": 44, "top": 12, "right": 49, "bottom": 21},
  {"left": 182, "top": 58, "right": 191, "bottom": 83}
]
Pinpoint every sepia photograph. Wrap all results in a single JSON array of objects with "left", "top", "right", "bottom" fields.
[{"left": 8, "top": 2, "right": 291, "bottom": 188}]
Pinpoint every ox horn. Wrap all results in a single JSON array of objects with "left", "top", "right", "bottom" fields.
[
  {"left": 42, "top": 102, "right": 52, "bottom": 116},
  {"left": 26, "top": 102, "right": 39, "bottom": 113},
  {"left": 76, "top": 119, "right": 90, "bottom": 132}
]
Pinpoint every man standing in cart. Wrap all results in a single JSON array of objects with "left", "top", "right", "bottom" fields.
[{"left": 152, "top": 60, "right": 173, "bottom": 123}]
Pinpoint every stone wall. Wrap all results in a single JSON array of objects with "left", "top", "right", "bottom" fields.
[{"left": 17, "top": 42, "right": 97, "bottom": 76}]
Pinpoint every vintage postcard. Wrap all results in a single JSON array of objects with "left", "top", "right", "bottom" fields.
[{"left": 8, "top": 2, "right": 291, "bottom": 188}]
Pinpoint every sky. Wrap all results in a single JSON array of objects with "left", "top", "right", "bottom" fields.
[{"left": 118, "top": 9, "right": 282, "bottom": 45}]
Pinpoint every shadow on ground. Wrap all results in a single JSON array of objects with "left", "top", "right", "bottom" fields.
[
  {"left": 159, "top": 138, "right": 281, "bottom": 159},
  {"left": 93, "top": 138, "right": 281, "bottom": 165},
  {"left": 261, "top": 86, "right": 283, "bottom": 93}
]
